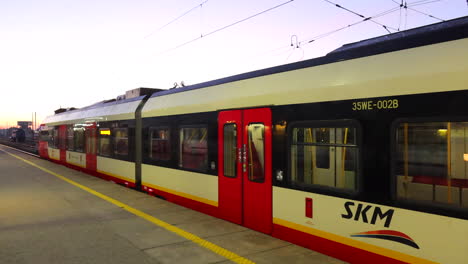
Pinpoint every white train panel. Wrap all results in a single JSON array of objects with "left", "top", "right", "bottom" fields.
[
  {"left": 273, "top": 186, "right": 468, "bottom": 264},
  {"left": 97, "top": 156, "right": 135, "bottom": 183},
  {"left": 142, "top": 164, "right": 218, "bottom": 206},
  {"left": 66, "top": 151, "right": 86, "bottom": 168},
  {"left": 47, "top": 147, "right": 60, "bottom": 161}
]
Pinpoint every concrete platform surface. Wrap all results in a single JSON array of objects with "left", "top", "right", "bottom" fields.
[{"left": 0, "top": 146, "right": 347, "bottom": 264}]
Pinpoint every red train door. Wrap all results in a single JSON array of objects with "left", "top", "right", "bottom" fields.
[
  {"left": 218, "top": 108, "right": 272, "bottom": 234},
  {"left": 85, "top": 123, "right": 97, "bottom": 172},
  {"left": 58, "top": 125, "right": 67, "bottom": 163}
]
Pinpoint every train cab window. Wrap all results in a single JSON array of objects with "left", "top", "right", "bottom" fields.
[
  {"left": 39, "top": 130, "right": 49, "bottom": 142},
  {"left": 149, "top": 127, "right": 171, "bottom": 161},
  {"left": 113, "top": 128, "right": 129, "bottom": 156},
  {"left": 67, "top": 126, "right": 74, "bottom": 151},
  {"left": 290, "top": 122, "right": 358, "bottom": 191},
  {"left": 179, "top": 127, "right": 208, "bottom": 171},
  {"left": 395, "top": 121, "right": 468, "bottom": 208},
  {"left": 223, "top": 124, "right": 237, "bottom": 178},
  {"left": 248, "top": 123, "right": 265, "bottom": 182},
  {"left": 99, "top": 128, "right": 113, "bottom": 157}
]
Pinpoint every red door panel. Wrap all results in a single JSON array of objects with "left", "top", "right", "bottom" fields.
[
  {"left": 218, "top": 110, "right": 243, "bottom": 224},
  {"left": 243, "top": 108, "right": 272, "bottom": 234},
  {"left": 218, "top": 108, "right": 272, "bottom": 234},
  {"left": 59, "top": 125, "right": 67, "bottom": 163},
  {"left": 85, "top": 123, "right": 97, "bottom": 172}
]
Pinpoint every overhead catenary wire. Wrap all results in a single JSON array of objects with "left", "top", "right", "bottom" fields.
[
  {"left": 303, "top": 5, "right": 403, "bottom": 45},
  {"left": 398, "top": 0, "right": 403, "bottom": 30},
  {"left": 323, "top": 0, "right": 397, "bottom": 33},
  {"left": 257, "top": 0, "right": 441, "bottom": 60},
  {"left": 391, "top": 0, "right": 444, "bottom": 22},
  {"left": 145, "top": 0, "right": 210, "bottom": 39},
  {"left": 158, "top": 0, "right": 295, "bottom": 55},
  {"left": 406, "top": 5, "right": 445, "bottom": 21},
  {"left": 257, "top": 4, "right": 403, "bottom": 57}
]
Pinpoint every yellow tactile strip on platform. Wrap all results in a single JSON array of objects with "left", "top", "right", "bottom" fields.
[{"left": 0, "top": 147, "right": 255, "bottom": 264}]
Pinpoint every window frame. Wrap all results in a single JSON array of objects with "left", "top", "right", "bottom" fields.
[
  {"left": 113, "top": 127, "right": 129, "bottom": 157},
  {"left": 48, "top": 126, "right": 58, "bottom": 148},
  {"left": 247, "top": 122, "right": 266, "bottom": 183},
  {"left": 98, "top": 127, "right": 114, "bottom": 157},
  {"left": 287, "top": 119, "right": 362, "bottom": 197},
  {"left": 73, "top": 125, "right": 85, "bottom": 153},
  {"left": 391, "top": 117, "right": 468, "bottom": 216},
  {"left": 178, "top": 124, "right": 209, "bottom": 173},
  {"left": 66, "top": 125, "right": 75, "bottom": 151},
  {"left": 223, "top": 123, "right": 238, "bottom": 178},
  {"left": 148, "top": 126, "right": 172, "bottom": 162},
  {"left": 95, "top": 120, "right": 134, "bottom": 162}
]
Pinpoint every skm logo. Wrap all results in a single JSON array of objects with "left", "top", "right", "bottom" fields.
[{"left": 341, "top": 201, "right": 394, "bottom": 228}]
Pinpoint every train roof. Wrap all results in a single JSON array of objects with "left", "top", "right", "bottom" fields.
[
  {"left": 43, "top": 95, "right": 146, "bottom": 125},
  {"left": 149, "top": 15, "right": 468, "bottom": 99}
]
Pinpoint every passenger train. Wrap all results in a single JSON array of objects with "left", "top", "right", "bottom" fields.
[{"left": 38, "top": 17, "right": 468, "bottom": 264}]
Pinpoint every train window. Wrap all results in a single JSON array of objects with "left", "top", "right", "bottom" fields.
[
  {"left": 99, "top": 128, "right": 113, "bottom": 157},
  {"left": 74, "top": 127, "right": 85, "bottom": 152},
  {"left": 39, "top": 130, "right": 49, "bottom": 142},
  {"left": 248, "top": 123, "right": 265, "bottom": 182},
  {"left": 113, "top": 128, "right": 128, "bottom": 156},
  {"left": 290, "top": 124, "right": 358, "bottom": 191},
  {"left": 179, "top": 127, "right": 208, "bottom": 171},
  {"left": 223, "top": 124, "right": 237, "bottom": 178},
  {"left": 48, "top": 127, "right": 57, "bottom": 148},
  {"left": 67, "top": 126, "right": 74, "bottom": 151},
  {"left": 149, "top": 127, "right": 171, "bottom": 161},
  {"left": 395, "top": 121, "right": 468, "bottom": 208}
]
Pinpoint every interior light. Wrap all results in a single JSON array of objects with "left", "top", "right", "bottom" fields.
[
  {"left": 437, "top": 129, "right": 447, "bottom": 136},
  {"left": 100, "top": 129, "right": 111, "bottom": 135},
  {"left": 464, "top": 154, "right": 468, "bottom": 162}
]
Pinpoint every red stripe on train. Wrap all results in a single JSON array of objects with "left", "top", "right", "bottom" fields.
[{"left": 272, "top": 224, "right": 408, "bottom": 264}]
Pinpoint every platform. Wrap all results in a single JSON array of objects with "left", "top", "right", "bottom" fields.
[{"left": 0, "top": 145, "right": 346, "bottom": 264}]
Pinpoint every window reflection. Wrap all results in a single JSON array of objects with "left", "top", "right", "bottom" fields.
[
  {"left": 150, "top": 128, "right": 171, "bottom": 161},
  {"left": 248, "top": 123, "right": 265, "bottom": 182},
  {"left": 179, "top": 127, "right": 208, "bottom": 171},
  {"left": 291, "top": 126, "right": 358, "bottom": 190},
  {"left": 396, "top": 122, "right": 468, "bottom": 208},
  {"left": 224, "top": 124, "right": 237, "bottom": 178}
]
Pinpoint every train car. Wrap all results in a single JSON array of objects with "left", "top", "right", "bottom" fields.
[
  {"left": 39, "top": 17, "right": 468, "bottom": 264},
  {"left": 39, "top": 92, "right": 159, "bottom": 187}
]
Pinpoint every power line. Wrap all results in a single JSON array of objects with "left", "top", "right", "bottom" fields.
[
  {"left": 398, "top": 0, "right": 403, "bottom": 31},
  {"left": 409, "top": 0, "right": 440, "bottom": 6},
  {"left": 392, "top": 0, "right": 444, "bottom": 22},
  {"left": 407, "top": 6, "right": 445, "bottom": 21},
  {"left": 145, "top": 0, "right": 210, "bottom": 39},
  {"left": 323, "top": 0, "right": 397, "bottom": 33},
  {"left": 159, "top": 0, "right": 295, "bottom": 55},
  {"left": 302, "top": 4, "right": 403, "bottom": 45}
]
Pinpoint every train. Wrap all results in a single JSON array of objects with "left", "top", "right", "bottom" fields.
[{"left": 37, "top": 16, "right": 468, "bottom": 264}]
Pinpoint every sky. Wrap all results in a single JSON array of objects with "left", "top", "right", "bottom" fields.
[{"left": 0, "top": 0, "right": 467, "bottom": 129}]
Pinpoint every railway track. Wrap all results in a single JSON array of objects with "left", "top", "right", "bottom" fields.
[{"left": 0, "top": 138, "right": 37, "bottom": 155}]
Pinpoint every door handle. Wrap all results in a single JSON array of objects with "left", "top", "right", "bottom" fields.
[{"left": 242, "top": 144, "right": 247, "bottom": 173}]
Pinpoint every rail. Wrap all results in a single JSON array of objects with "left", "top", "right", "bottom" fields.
[{"left": 0, "top": 137, "right": 38, "bottom": 155}]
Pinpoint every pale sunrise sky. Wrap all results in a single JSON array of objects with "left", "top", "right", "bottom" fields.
[{"left": 1, "top": 0, "right": 467, "bottom": 128}]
